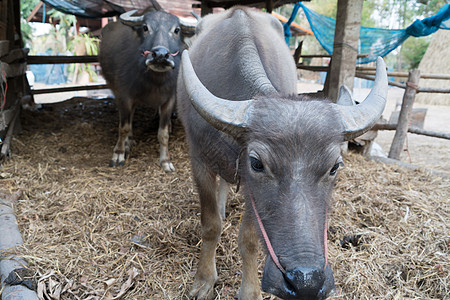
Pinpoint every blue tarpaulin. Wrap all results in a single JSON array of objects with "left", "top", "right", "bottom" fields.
[
  {"left": 40, "top": 0, "right": 154, "bottom": 18},
  {"left": 299, "top": 3, "right": 450, "bottom": 64}
]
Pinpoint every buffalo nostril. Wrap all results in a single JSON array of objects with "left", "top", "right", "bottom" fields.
[
  {"left": 152, "top": 48, "right": 169, "bottom": 60},
  {"left": 284, "top": 267, "right": 325, "bottom": 297}
]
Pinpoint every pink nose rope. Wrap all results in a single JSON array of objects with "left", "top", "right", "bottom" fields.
[
  {"left": 141, "top": 50, "right": 179, "bottom": 57},
  {"left": 249, "top": 194, "right": 329, "bottom": 274},
  {"left": 249, "top": 193, "right": 286, "bottom": 274}
]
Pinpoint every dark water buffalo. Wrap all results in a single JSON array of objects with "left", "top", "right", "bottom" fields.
[
  {"left": 99, "top": 9, "right": 194, "bottom": 170},
  {"left": 177, "top": 7, "right": 387, "bottom": 300}
]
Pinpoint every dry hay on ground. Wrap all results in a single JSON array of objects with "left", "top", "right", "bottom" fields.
[{"left": 0, "top": 98, "right": 448, "bottom": 299}]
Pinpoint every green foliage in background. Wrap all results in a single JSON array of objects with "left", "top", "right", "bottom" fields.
[
  {"left": 20, "top": 1, "right": 100, "bottom": 83},
  {"left": 400, "top": 37, "right": 430, "bottom": 69},
  {"left": 20, "top": 0, "right": 40, "bottom": 43}
]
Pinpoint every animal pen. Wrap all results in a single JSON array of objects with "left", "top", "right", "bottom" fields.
[{"left": 1, "top": 0, "right": 449, "bottom": 299}]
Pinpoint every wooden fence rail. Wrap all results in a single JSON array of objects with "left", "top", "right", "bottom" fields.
[
  {"left": 373, "top": 124, "right": 450, "bottom": 140},
  {"left": 32, "top": 84, "right": 109, "bottom": 95},
  {"left": 354, "top": 73, "right": 450, "bottom": 94},
  {"left": 297, "top": 58, "right": 449, "bottom": 163},
  {"left": 27, "top": 55, "right": 98, "bottom": 64}
]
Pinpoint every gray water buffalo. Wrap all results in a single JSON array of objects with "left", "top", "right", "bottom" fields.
[
  {"left": 177, "top": 7, "right": 387, "bottom": 300},
  {"left": 99, "top": 9, "right": 194, "bottom": 170}
]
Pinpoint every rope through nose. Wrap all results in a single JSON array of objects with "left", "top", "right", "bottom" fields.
[
  {"left": 249, "top": 193, "right": 286, "bottom": 274},
  {"left": 250, "top": 193, "right": 329, "bottom": 274},
  {"left": 141, "top": 50, "right": 179, "bottom": 57}
]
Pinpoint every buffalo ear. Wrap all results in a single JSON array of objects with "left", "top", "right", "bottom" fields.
[{"left": 180, "top": 19, "right": 197, "bottom": 48}]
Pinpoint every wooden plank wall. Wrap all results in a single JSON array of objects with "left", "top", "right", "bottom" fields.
[
  {"left": 158, "top": 0, "right": 201, "bottom": 18},
  {"left": 0, "top": 0, "right": 27, "bottom": 157}
]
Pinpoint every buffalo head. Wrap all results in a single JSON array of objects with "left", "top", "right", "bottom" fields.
[{"left": 119, "top": 9, "right": 195, "bottom": 72}]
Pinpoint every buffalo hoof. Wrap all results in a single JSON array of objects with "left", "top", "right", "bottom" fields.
[
  {"left": 110, "top": 153, "right": 126, "bottom": 167},
  {"left": 188, "top": 277, "right": 216, "bottom": 300},
  {"left": 160, "top": 160, "right": 175, "bottom": 172},
  {"left": 238, "top": 288, "right": 263, "bottom": 300}
]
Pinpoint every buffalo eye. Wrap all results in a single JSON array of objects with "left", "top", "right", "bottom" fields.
[
  {"left": 329, "top": 162, "right": 343, "bottom": 176},
  {"left": 142, "top": 24, "right": 149, "bottom": 32},
  {"left": 174, "top": 27, "right": 181, "bottom": 34},
  {"left": 250, "top": 156, "right": 264, "bottom": 173}
]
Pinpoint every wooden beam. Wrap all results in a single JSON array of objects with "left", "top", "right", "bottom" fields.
[
  {"left": 326, "top": 0, "right": 364, "bottom": 102},
  {"left": 26, "top": 1, "right": 43, "bottom": 22},
  {"left": 0, "top": 40, "right": 9, "bottom": 56},
  {"left": 0, "top": 107, "right": 17, "bottom": 131},
  {"left": 297, "top": 65, "right": 329, "bottom": 72},
  {"left": 31, "top": 84, "right": 109, "bottom": 95},
  {"left": 2, "top": 48, "right": 29, "bottom": 64},
  {"left": 373, "top": 124, "right": 450, "bottom": 140},
  {"left": 265, "top": 0, "right": 273, "bottom": 13},
  {"left": 293, "top": 41, "right": 303, "bottom": 65},
  {"left": 418, "top": 87, "right": 450, "bottom": 94},
  {"left": 27, "top": 55, "right": 98, "bottom": 64},
  {"left": 200, "top": 1, "right": 213, "bottom": 17},
  {"left": 355, "top": 73, "right": 450, "bottom": 94},
  {"left": 300, "top": 54, "right": 368, "bottom": 59},
  {"left": 355, "top": 72, "right": 406, "bottom": 89},
  {"left": 357, "top": 70, "right": 450, "bottom": 80},
  {"left": 1, "top": 62, "right": 27, "bottom": 78}
]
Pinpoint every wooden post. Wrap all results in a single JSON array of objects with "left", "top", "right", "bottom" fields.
[
  {"left": 265, "top": 0, "right": 274, "bottom": 13},
  {"left": 388, "top": 69, "right": 420, "bottom": 160},
  {"left": 201, "top": 1, "right": 212, "bottom": 17},
  {"left": 326, "top": 0, "right": 363, "bottom": 102},
  {"left": 293, "top": 40, "right": 303, "bottom": 65}
]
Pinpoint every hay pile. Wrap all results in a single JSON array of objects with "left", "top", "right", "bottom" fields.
[
  {"left": 415, "top": 30, "right": 450, "bottom": 105},
  {"left": 0, "top": 98, "right": 448, "bottom": 299}
]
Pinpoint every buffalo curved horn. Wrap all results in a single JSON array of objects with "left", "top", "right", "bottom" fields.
[
  {"left": 181, "top": 50, "right": 252, "bottom": 136},
  {"left": 120, "top": 10, "right": 144, "bottom": 27},
  {"left": 335, "top": 57, "right": 388, "bottom": 141}
]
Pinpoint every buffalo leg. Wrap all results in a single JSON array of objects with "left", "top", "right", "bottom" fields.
[
  {"left": 158, "top": 97, "right": 175, "bottom": 172},
  {"left": 111, "top": 99, "right": 135, "bottom": 167},
  {"left": 189, "top": 162, "right": 222, "bottom": 299},
  {"left": 238, "top": 211, "right": 263, "bottom": 300}
]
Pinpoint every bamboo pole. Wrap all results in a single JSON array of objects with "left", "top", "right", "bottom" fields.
[
  {"left": 355, "top": 73, "right": 406, "bottom": 89},
  {"left": 373, "top": 124, "right": 450, "bottom": 140},
  {"left": 355, "top": 73, "right": 450, "bottom": 94},
  {"left": 31, "top": 83, "right": 109, "bottom": 95},
  {"left": 389, "top": 69, "right": 420, "bottom": 160},
  {"left": 357, "top": 70, "right": 450, "bottom": 80},
  {"left": 27, "top": 55, "right": 98, "bottom": 64}
]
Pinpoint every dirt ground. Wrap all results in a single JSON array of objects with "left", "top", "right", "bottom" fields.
[{"left": 0, "top": 83, "right": 448, "bottom": 299}]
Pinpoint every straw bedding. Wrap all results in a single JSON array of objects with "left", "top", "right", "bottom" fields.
[{"left": 0, "top": 98, "right": 448, "bottom": 299}]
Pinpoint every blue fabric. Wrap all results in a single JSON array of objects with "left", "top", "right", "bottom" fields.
[
  {"left": 299, "top": 3, "right": 450, "bottom": 64},
  {"left": 41, "top": 0, "right": 123, "bottom": 18},
  {"left": 283, "top": 3, "right": 301, "bottom": 44}
]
